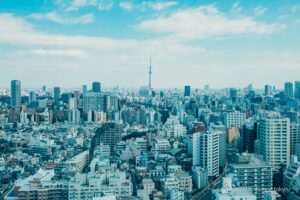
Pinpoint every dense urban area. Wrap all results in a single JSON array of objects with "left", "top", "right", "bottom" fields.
[{"left": 0, "top": 78, "right": 299, "bottom": 200}]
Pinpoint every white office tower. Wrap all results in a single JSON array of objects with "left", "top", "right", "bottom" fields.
[
  {"left": 193, "top": 131, "right": 220, "bottom": 177},
  {"left": 69, "top": 98, "right": 77, "bottom": 109},
  {"left": 290, "top": 122, "right": 300, "bottom": 156},
  {"left": 283, "top": 155, "right": 300, "bottom": 198},
  {"left": 213, "top": 177, "right": 256, "bottom": 200},
  {"left": 224, "top": 111, "right": 246, "bottom": 128},
  {"left": 259, "top": 112, "right": 290, "bottom": 167}
]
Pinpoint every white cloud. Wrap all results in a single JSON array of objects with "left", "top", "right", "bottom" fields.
[
  {"left": 138, "top": 5, "right": 285, "bottom": 40},
  {"left": 141, "top": 1, "right": 177, "bottom": 11},
  {"left": 0, "top": 11, "right": 294, "bottom": 88},
  {"left": 17, "top": 49, "right": 87, "bottom": 58},
  {"left": 119, "top": 2, "right": 133, "bottom": 11},
  {"left": 66, "top": 0, "right": 113, "bottom": 11},
  {"left": 29, "top": 12, "right": 94, "bottom": 25},
  {"left": 98, "top": 0, "right": 113, "bottom": 10},
  {"left": 0, "top": 13, "right": 203, "bottom": 57},
  {"left": 290, "top": 5, "right": 300, "bottom": 13},
  {"left": 295, "top": 19, "right": 300, "bottom": 24},
  {"left": 278, "top": 15, "right": 288, "bottom": 20},
  {"left": 231, "top": 2, "right": 242, "bottom": 13},
  {"left": 254, "top": 6, "right": 268, "bottom": 16}
]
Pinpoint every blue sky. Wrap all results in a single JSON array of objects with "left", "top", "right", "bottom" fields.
[{"left": 0, "top": 0, "right": 300, "bottom": 89}]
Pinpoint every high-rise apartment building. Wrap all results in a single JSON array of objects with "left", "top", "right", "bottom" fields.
[
  {"left": 11, "top": 80, "right": 21, "bottom": 107},
  {"left": 224, "top": 111, "right": 246, "bottom": 128},
  {"left": 193, "top": 130, "right": 220, "bottom": 177},
  {"left": 259, "top": 112, "right": 290, "bottom": 167},
  {"left": 228, "top": 153, "right": 273, "bottom": 200}
]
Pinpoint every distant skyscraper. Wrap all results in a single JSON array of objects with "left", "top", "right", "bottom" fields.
[
  {"left": 29, "top": 91, "right": 36, "bottom": 104},
  {"left": 92, "top": 82, "right": 101, "bottom": 93},
  {"left": 204, "top": 84, "right": 210, "bottom": 91},
  {"left": 54, "top": 87, "right": 61, "bottom": 104},
  {"left": 42, "top": 85, "right": 47, "bottom": 92},
  {"left": 184, "top": 85, "right": 191, "bottom": 97},
  {"left": 264, "top": 84, "right": 271, "bottom": 96},
  {"left": 229, "top": 88, "right": 237, "bottom": 102},
  {"left": 284, "top": 82, "right": 294, "bottom": 99},
  {"left": 83, "top": 92, "right": 101, "bottom": 113},
  {"left": 294, "top": 81, "right": 300, "bottom": 100},
  {"left": 10, "top": 80, "right": 21, "bottom": 107},
  {"left": 82, "top": 84, "right": 87, "bottom": 96}
]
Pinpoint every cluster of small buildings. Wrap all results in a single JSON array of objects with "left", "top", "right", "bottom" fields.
[{"left": 1, "top": 80, "right": 300, "bottom": 199}]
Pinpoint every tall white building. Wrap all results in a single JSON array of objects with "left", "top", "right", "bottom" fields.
[
  {"left": 193, "top": 130, "right": 220, "bottom": 177},
  {"left": 224, "top": 111, "right": 246, "bottom": 128},
  {"left": 259, "top": 112, "right": 290, "bottom": 167}
]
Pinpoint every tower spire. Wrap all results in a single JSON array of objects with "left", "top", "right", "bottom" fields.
[{"left": 149, "top": 56, "right": 152, "bottom": 89}]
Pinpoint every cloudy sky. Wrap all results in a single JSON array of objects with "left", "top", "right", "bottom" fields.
[{"left": 0, "top": 0, "right": 300, "bottom": 89}]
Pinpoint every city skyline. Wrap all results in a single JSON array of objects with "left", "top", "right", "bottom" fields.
[{"left": 0, "top": 0, "right": 300, "bottom": 88}]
